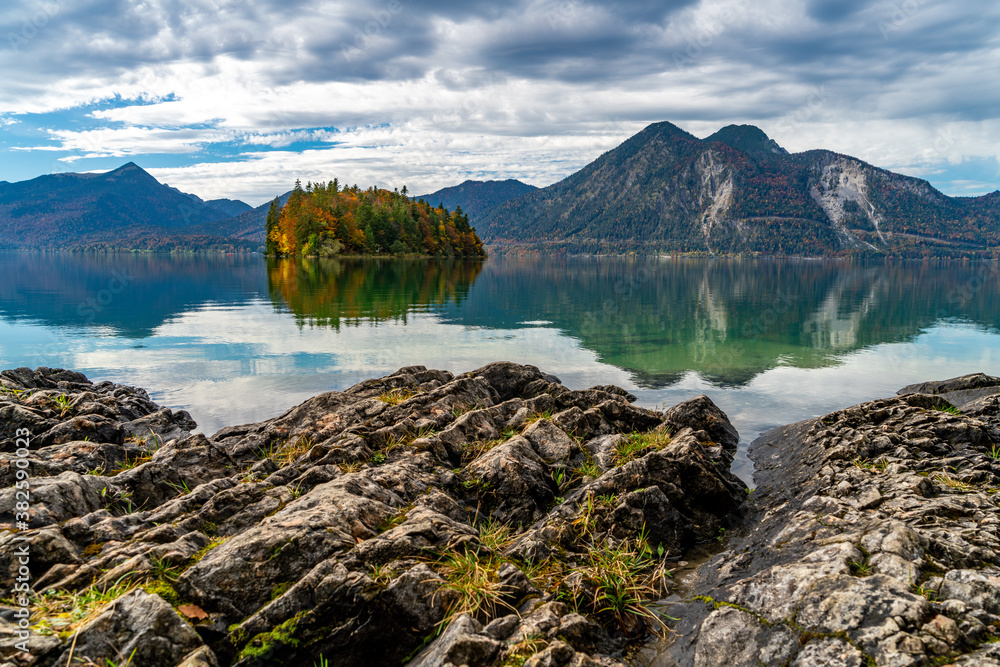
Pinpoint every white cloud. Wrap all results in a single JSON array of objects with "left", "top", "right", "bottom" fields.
[
  {"left": 1, "top": 0, "right": 999, "bottom": 199},
  {"left": 145, "top": 120, "right": 633, "bottom": 205}
]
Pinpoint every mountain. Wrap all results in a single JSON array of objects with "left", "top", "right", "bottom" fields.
[
  {"left": 205, "top": 198, "right": 253, "bottom": 218},
  {"left": 416, "top": 179, "right": 538, "bottom": 223},
  {"left": 183, "top": 191, "right": 293, "bottom": 243},
  {"left": 480, "top": 122, "right": 1000, "bottom": 257},
  {"left": 0, "top": 163, "right": 254, "bottom": 251},
  {"left": 706, "top": 124, "right": 788, "bottom": 158}
]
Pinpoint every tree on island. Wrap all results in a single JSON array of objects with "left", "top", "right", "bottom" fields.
[{"left": 265, "top": 180, "right": 486, "bottom": 257}]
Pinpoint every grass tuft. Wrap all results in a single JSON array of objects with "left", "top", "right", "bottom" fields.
[
  {"left": 522, "top": 410, "right": 555, "bottom": 429},
  {"left": 109, "top": 451, "right": 153, "bottom": 474},
  {"left": 577, "top": 532, "right": 671, "bottom": 636},
  {"left": 338, "top": 461, "right": 362, "bottom": 474},
  {"left": 574, "top": 459, "right": 602, "bottom": 479},
  {"left": 499, "top": 634, "right": 548, "bottom": 667},
  {"left": 378, "top": 388, "right": 421, "bottom": 405},
  {"left": 931, "top": 471, "right": 973, "bottom": 491},
  {"left": 476, "top": 517, "right": 514, "bottom": 553},
  {"left": 432, "top": 549, "right": 515, "bottom": 628},
  {"left": 614, "top": 430, "right": 671, "bottom": 467},
  {"left": 32, "top": 580, "right": 135, "bottom": 639},
  {"left": 268, "top": 436, "right": 315, "bottom": 467}
]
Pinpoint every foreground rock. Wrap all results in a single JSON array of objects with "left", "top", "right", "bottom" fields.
[
  {"left": 0, "top": 363, "right": 746, "bottom": 667},
  {"left": 654, "top": 373, "right": 1000, "bottom": 667}
]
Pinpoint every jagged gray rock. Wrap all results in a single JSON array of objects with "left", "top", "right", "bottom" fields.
[
  {"left": 654, "top": 375, "right": 1000, "bottom": 667},
  {"left": 0, "top": 363, "right": 747, "bottom": 667}
]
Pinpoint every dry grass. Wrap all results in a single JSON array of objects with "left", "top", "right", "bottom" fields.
[
  {"left": 377, "top": 388, "right": 422, "bottom": 405},
  {"left": 31, "top": 580, "right": 136, "bottom": 640},
  {"left": 268, "top": 436, "right": 314, "bottom": 467},
  {"left": 931, "top": 471, "right": 974, "bottom": 491},
  {"left": 463, "top": 437, "right": 506, "bottom": 462},
  {"left": 432, "top": 549, "right": 516, "bottom": 627}
]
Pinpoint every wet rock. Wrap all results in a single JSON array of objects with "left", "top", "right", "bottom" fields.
[
  {"left": 113, "top": 434, "right": 236, "bottom": 510},
  {"left": 0, "top": 404, "right": 57, "bottom": 451},
  {"left": 522, "top": 419, "right": 580, "bottom": 463},
  {"left": 34, "top": 415, "right": 125, "bottom": 448},
  {"left": 466, "top": 362, "right": 560, "bottom": 401},
  {"left": 121, "top": 406, "right": 197, "bottom": 443},
  {"left": 0, "top": 616, "right": 62, "bottom": 665},
  {"left": 0, "top": 528, "right": 80, "bottom": 589},
  {"left": 0, "top": 441, "right": 129, "bottom": 486}
]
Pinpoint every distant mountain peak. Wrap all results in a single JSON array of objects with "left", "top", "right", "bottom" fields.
[
  {"left": 647, "top": 120, "right": 692, "bottom": 134},
  {"left": 103, "top": 161, "right": 158, "bottom": 184},
  {"left": 0, "top": 162, "right": 250, "bottom": 250},
  {"left": 416, "top": 179, "right": 538, "bottom": 223},
  {"left": 707, "top": 124, "right": 788, "bottom": 156}
]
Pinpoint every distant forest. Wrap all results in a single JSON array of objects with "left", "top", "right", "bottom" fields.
[{"left": 265, "top": 180, "right": 486, "bottom": 257}]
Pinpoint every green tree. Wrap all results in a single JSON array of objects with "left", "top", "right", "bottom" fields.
[{"left": 265, "top": 197, "right": 281, "bottom": 255}]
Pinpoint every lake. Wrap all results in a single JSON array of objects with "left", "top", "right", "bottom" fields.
[{"left": 2, "top": 252, "right": 999, "bottom": 485}]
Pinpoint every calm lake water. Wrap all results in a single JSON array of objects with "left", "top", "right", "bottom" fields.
[{"left": 2, "top": 252, "right": 999, "bottom": 485}]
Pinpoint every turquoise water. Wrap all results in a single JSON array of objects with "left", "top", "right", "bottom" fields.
[{"left": 2, "top": 252, "right": 999, "bottom": 484}]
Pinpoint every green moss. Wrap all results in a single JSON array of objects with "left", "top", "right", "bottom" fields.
[
  {"left": 81, "top": 542, "right": 106, "bottom": 559},
  {"left": 228, "top": 623, "right": 248, "bottom": 644},
  {"left": 141, "top": 580, "right": 183, "bottom": 606},
  {"left": 271, "top": 581, "right": 294, "bottom": 600},
  {"left": 238, "top": 611, "right": 307, "bottom": 659},
  {"left": 190, "top": 537, "right": 228, "bottom": 564},
  {"left": 268, "top": 538, "right": 295, "bottom": 561},
  {"left": 693, "top": 595, "right": 773, "bottom": 628},
  {"left": 377, "top": 507, "right": 410, "bottom": 533}
]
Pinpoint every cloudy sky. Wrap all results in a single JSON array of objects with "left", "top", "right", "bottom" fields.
[{"left": 0, "top": 0, "right": 998, "bottom": 205}]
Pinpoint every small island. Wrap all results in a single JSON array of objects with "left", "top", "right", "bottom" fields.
[{"left": 264, "top": 180, "right": 487, "bottom": 258}]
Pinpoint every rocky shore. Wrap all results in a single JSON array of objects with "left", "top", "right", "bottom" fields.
[{"left": 0, "top": 364, "right": 998, "bottom": 666}]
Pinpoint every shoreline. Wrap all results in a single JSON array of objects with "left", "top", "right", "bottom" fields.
[
  {"left": 1, "top": 365, "right": 999, "bottom": 666},
  {"left": 4, "top": 247, "right": 1000, "bottom": 262}
]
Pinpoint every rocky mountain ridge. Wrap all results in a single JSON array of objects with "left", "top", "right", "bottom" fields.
[{"left": 479, "top": 122, "right": 1000, "bottom": 257}]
